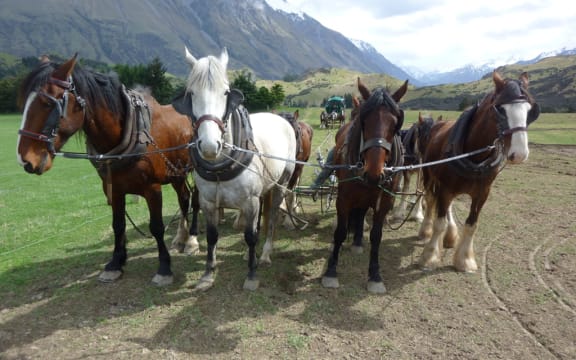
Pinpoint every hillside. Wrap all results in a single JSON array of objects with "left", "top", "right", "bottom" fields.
[
  {"left": 270, "top": 55, "right": 576, "bottom": 112},
  {"left": 0, "top": 0, "right": 413, "bottom": 81}
]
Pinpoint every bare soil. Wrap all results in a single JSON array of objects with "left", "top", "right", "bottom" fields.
[{"left": 1, "top": 144, "right": 575, "bottom": 359}]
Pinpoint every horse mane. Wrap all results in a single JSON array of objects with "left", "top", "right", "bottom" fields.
[
  {"left": 18, "top": 61, "right": 126, "bottom": 122},
  {"left": 185, "top": 55, "right": 229, "bottom": 93},
  {"left": 345, "top": 87, "right": 400, "bottom": 164}
]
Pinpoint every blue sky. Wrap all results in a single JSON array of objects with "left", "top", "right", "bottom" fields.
[{"left": 266, "top": 0, "right": 576, "bottom": 72}]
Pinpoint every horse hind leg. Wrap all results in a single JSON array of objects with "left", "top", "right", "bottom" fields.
[
  {"left": 419, "top": 194, "right": 451, "bottom": 271},
  {"left": 418, "top": 192, "right": 435, "bottom": 242},
  {"left": 242, "top": 197, "right": 261, "bottom": 291},
  {"left": 171, "top": 183, "right": 200, "bottom": 256},
  {"left": 392, "top": 171, "right": 410, "bottom": 221},
  {"left": 259, "top": 189, "right": 284, "bottom": 265}
]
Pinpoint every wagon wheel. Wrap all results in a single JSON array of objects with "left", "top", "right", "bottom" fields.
[
  {"left": 319, "top": 175, "right": 338, "bottom": 214},
  {"left": 320, "top": 111, "right": 327, "bottom": 129}
]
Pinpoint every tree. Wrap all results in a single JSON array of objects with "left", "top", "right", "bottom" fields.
[
  {"left": 270, "top": 83, "right": 285, "bottom": 108},
  {"left": 0, "top": 77, "right": 18, "bottom": 113},
  {"left": 231, "top": 70, "right": 258, "bottom": 111},
  {"left": 114, "top": 58, "right": 173, "bottom": 104}
]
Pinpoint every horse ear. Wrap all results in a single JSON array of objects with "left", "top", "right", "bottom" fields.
[
  {"left": 519, "top": 71, "right": 529, "bottom": 88},
  {"left": 171, "top": 91, "right": 194, "bottom": 119},
  {"left": 52, "top": 53, "right": 78, "bottom": 80},
  {"left": 293, "top": 109, "right": 299, "bottom": 121},
  {"left": 185, "top": 46, "right": 197, "bottom": 66},
  {"left": 357, "top": 77, "right": 370, "bottom": 100},
  {"left": 527, "top": 103, "right": 540, "bottom": 125},
  {"left": 396, "top": 109, "right": 405, "bottom": 134},
  {"left": 391, "top": 80, "right": 409, "bottom": 103},
  {"left": 220, "top": 47, "right": 229, "bottom": 69},
  {"left": 493, "top": 70, "right": 505, "bottom": 92},
  {"left": 352, "top": 96, "right": 360, "bottom": 109}
]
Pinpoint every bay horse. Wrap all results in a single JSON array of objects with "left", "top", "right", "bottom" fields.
[
  {"left": 16, "top": 54, "right": 200, "bottom": 286},
  {"left": 418, "top": 71, "right": 540, "bottom": 272},
  {"left": 391, "top": 113, "right": 439, "bottom": 223},
  {"left": 172, "top": 47, "right": 297, "bottom": 291},
  {"left": 322, "top": 78, "right": 408, "bottom": 293},
  {"left": 285, "top": 110, "right": 314, "bottom": 226}
]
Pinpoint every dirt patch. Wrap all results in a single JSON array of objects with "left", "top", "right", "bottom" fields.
[{"left": 1, "top": 144, "right": 575, "bottom": 359}]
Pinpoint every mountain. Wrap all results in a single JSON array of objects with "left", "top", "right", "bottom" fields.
[
  {"left": 0, "top": 0, "right": 413, "bottom": 81},
  {"left": 410, "top": 47, "right": 576, "bottom": 86}
]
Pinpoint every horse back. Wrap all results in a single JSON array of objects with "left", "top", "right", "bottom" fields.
[{"left": 250, "top": 113, "right": 297, "bottom": 184}]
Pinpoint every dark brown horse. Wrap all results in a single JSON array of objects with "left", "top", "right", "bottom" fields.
[
  {"left": 322, "top": 78, "right": 408, "bottom": 293},
  {"left": 16, "top": 54, "right": 200, "bottom": 286},
  {"left": 391, "top": 112, "right": 440, "bottom": 223},
  {"left": 417, "top": 71, "right": 540, "bottom": 272}
]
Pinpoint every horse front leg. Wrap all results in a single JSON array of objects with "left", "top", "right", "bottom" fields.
[
  {"left": 146, "top": 187, "right": 173, "bottom": 286},
  {"left": 196, "top": 203, "right": 220, "bottom": 291},
  {"left": 367, "top": 213, "right": 386, "bottom": 294},
  {"left": 453, "top": 192, "right": 489, "bottom": 272},
  {"left": 99, "top": 191, "right": 127, "bottom": 283},
  {"left": 350, "top": 207, "right": 368, "bottom": 254},
  {"left": 322, "top": 208, "right": 348, "bottom": 289}
]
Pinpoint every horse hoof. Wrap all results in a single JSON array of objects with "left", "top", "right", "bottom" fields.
[
  {"left": 184, "top": 244, "right": 200, "bottom": 256},
  {"left": 195, "top": 275, "right": 215, "bottom": 291},
  {"left": 152, "top": 274, "right": 174, "bottom": 286},
  {"left": 350, "top": 245, "right": 363, "bottom": 255},
  {"left": 243, "top": 278, "right": 259, "bottom": 291},
  {"left": 98, "top": 270, "right": 122, "bottom": 283},
  {"left": 367, "top": 281, "right": 386, "bottom": 294},
  {"left": 321, "top": 276, "right": 339, "bottom": 289}
]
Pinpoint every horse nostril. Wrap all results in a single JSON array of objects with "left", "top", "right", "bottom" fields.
[
  {"left": 23, "top": 162, "right": 35, "bottom": 174},
  {"left": 217, "top": 141, "right": 222, "bottom": 153},
  {"left": 508, "top": 152, "right": 516, "bottom": 162},
  {"left": 197, "top": 140, "right": 203, "bottom": 152}
]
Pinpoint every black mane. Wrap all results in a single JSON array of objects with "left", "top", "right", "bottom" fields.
[{"left": 18, "top": 61, "right": 126, "bottom": 120}]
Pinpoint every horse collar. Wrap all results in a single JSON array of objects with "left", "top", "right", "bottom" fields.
[{"left": 192, "top": 106, "right": 256, "bottom": 182}]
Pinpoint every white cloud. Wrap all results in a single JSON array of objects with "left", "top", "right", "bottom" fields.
[{"left": 267, "top": 0, "right": 576, "bottom": 72}]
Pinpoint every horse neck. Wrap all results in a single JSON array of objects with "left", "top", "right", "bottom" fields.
[
  {"left": 464, "top": 103, "right": 499, "bottom": 156},
  {"left": 83, "top": 103, "right": 126, "bottom": 154}
]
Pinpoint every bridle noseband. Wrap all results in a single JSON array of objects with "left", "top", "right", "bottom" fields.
[
  {"left": 492, "top": 79, "right": 540, "bottom": 138},
  {"left": 19, "top": 76, "right": 86, "bottom": 154}
]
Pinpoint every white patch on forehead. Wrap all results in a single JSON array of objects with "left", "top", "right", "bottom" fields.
[
  {"left": 501, "top": 101, "right": 531, "bottom": 128},
  {"left": 16, "top": 91, "right": 38, "bottom": 166},
  {"left": 501, "top": 101, "right": 531, "bottom": 163}
]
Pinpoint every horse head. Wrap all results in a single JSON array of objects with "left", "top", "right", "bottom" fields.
[
  {"left": 342, "top": 78, "right": 408, "bottom": 185},
  {"left": 17, "top": 54, "right": 85, "bottom": 174},
  {"left": 489, "top": 71, "right": 540, "bottom": 164},
  {"left": 172, "top": 47, "right": 237, "bottom": 161},
  {"left": 413, "top": 112, "right": 436, "bottom": 161}
]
